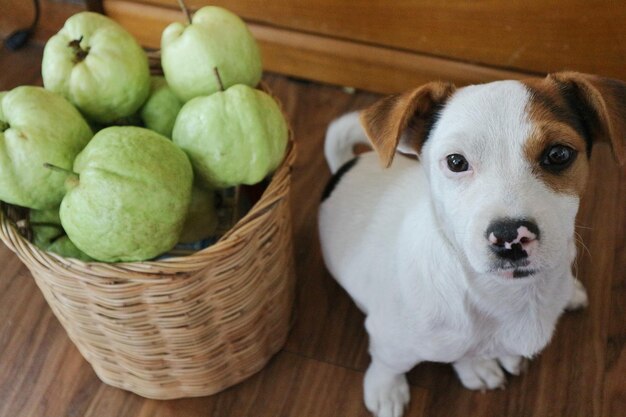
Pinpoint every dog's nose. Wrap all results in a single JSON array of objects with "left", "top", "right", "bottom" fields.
[{"left": 486, "top": 218, "right": 540, "bottom": 261}]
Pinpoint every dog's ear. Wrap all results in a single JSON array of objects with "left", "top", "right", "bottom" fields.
[
  {"left": 549, "top": 72, "right": 626, "bottom": 165},
  {"left": 359, "top": 82, "right": 456, "bottom": 168}
]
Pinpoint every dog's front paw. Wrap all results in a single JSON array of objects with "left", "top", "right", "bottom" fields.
[
  {"left": 453, "top": 358, "right": 506, "bottom": 391},
  {"left": 364, "top": 362, "right": 410, "bottom": 417},
  {"left": 566, "top": 278, "right": 588, "bottom": 311},
  {"left": 497, "top": 355, "right": 529, "bottom": 376}
]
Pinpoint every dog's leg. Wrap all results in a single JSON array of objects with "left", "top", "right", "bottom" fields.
[
  {"left": 364, "top": 357, "right": 411, "bottom": 417},
  {"left": 364, "top": 319, "right": 417, "bottom": 417},
  {"left": 565, "top": 277, "right": 588, "bottom": 311},
  {"left": 452, "top": 357, "right": 507, "bottom": 391}
]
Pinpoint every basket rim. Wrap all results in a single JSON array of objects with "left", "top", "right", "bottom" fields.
[{"left": 0, "top": 139, "right": 296, "bottom": 275}]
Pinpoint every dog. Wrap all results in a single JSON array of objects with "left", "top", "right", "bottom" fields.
[{"left": 318, "top": 72, "right": 625, "bottom": 417}]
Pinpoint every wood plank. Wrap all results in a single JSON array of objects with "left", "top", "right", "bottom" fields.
[
  {"left": 603, "top": 316, "right": 626, "bottom": 417},
  {"left": 0, "top": 259, "right": 100, "bottom": 417},
  {"left": 601, "top": 154, "right": 626, "bottom": 417},
  {"left": 124, "top": 351, "right": 430, "bottom": 417},
  {"left": 252, "top": 25, "right": 533, "bottom": 93},
  {"left": 102, "top": 0, "right": 535, "bottom": 94},
  {"left": 120, "top": 0, "right": 626, "bottom": 80}
]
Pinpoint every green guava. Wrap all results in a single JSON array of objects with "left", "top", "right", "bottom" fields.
[
  {"left": 31, "top": 207, "right": 63, "bottom": 249},
  {"left": 0, "top": 86, "right": 93, "bottom": 209},
  {"left": 47, "top": 236, "right": 94, "bottom": 261},
  {"left": 60, "top": 126, "right": 193, "bottom": 262},
  {"left": 139, "top": 76, "right": 182, "bottom": 138},
  {"left": 42, "top": 12, "right": 150, "bottom": 124},
  {"left": 161, "top": 6, "right": 262, "bottom": 102},
  {"left": 172, "top": 84, "right": 288, "bottom": 188},
  {"left": 30, "top": 207, "right": 93, "bottom": 261}
]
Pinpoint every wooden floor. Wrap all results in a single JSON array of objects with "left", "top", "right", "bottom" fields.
[{"left": 1, "top": 44, "right": 624, "bottom": 417}]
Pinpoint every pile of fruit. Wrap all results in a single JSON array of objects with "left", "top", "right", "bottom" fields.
[{"left": 0, "top": 7, "right": 289, "bottom": 263}]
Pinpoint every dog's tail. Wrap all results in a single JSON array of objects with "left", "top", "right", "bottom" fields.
[{"left": 324, "top": 111, "right": 370, "bottom": 174}]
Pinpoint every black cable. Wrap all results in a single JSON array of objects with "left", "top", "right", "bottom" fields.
[{"left": 4, "top": 0, "right": 41, "bottom": 51}]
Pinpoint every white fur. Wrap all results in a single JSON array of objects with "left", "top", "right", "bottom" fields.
[
  {"left": 324, "top": 111, "right": 368, "bottom": 174},
  {"left": 318, "top": 81, "right": 587, "bottom": 417}
]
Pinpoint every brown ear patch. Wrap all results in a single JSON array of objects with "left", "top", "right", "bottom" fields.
[
  {"left": 359, "top": 82, "right": 455, "bottom": 167},
  {"left": 549, "top": 72, "right": 626, "bottom": 165},
  {"left": 523, "top": 78, "right": 590, "bottom": 196}
]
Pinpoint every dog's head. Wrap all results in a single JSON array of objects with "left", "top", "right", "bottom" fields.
[{"left": 360, "top": 72, "right": 625, "bottom": 278}]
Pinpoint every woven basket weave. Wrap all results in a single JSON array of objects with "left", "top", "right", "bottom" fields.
[{"left": 0, "top": 135, "right": 296, "bottom": 399}]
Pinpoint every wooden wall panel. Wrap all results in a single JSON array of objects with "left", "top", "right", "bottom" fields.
[
  {"left": 102, "top": 0, "right": 534, "bottom": 94},
  {"left": 0, "top": 0, "right": 84, "bottom": 43},
  {"left": 3, "top": 1, "right": 624, "bottom": 93},
  {"left": 118, "top": 0, "right": 626, "bottom": 80}
]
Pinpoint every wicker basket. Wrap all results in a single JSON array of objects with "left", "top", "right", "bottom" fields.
[{"left": 0, "top": 136, "right": 296, "bottom": 399}]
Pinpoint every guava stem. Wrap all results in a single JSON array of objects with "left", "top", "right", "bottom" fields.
[
  {"left": 68, "top": 36, "right": 90, "bottom": 63},
  {"left": 44, "top": 163, "right": 80, "bottom": 190},
  {"left": 177, "top": 0, "right": 192, "bottom": 24},
  {"left": 214, "top": 67, "right": 225, "bottom": 91},
  {"left": 43, "top": 163, "right": 77, "bottom": 178}
]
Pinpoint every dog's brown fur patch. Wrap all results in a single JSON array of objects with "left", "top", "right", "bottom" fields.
[
  {"left": 523, "top": 78, "right": 590, "bottom": 196},
  {"left": 360, "top": 82, "right": 455, "bottom": 167}
]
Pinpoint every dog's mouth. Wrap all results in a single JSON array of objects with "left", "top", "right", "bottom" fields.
[
  {"left": 488, "top": 255, "right": 537, "bottom": 278},
  {"left": 493, "top": 267, "right": 537, "bottom": 279}
]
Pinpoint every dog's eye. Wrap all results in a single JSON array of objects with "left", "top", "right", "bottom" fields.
[
  {"left": 540, "top": 145, "right": 577, "bottom": 172},
  {"left": 446, "top": 154, "right": 470, "bottom": 172}
]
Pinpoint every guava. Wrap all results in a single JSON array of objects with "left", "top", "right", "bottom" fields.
[
  {"left": 30, "top": 207, "right": 93, "bottom": 261},
  {"left": 0, "top": 86, "right": 92, "bottom": 209},
  {"left": 60, "top": 126, "right": 193, "bottom": 262},
  {"left": 42, "top": 12, "right": 150, "bottom": 124},
  {"left": 140, "top": 76, "right": 182, "bottom": 138},
  {"left": 172, "top": 84, "right": 288, "bottom": 188},
  {"left": 161, "top": 6, "right": 262, "bottom": 102}
]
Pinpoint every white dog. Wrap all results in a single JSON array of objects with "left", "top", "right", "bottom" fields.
[{"left": 318, "top": 72, "right": 625, "bottom": 417}]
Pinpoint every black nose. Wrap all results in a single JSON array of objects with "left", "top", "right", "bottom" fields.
[{"left": 486, "top": 218, "right": 540, "bottom": 261}]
